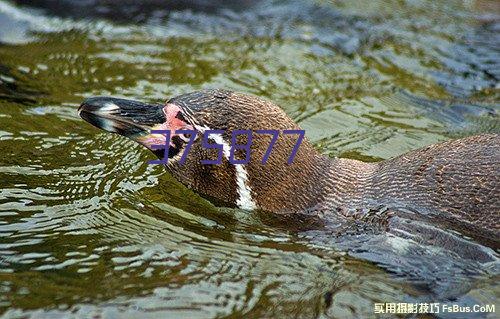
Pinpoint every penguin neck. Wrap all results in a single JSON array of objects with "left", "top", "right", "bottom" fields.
[{"left": 244, "top": 143, "right": 374, "bottom": 213}]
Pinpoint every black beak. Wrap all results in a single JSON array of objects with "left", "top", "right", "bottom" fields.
[{"left": 78, "top": 97, "right": 165, "bottom": 138}]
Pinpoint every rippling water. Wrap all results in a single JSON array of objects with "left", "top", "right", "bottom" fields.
[{"left": 0, "top": 0, "right": 499, "bottom": 318}]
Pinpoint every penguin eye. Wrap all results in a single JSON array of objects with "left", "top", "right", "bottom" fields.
[{"left": 179, "top": 132, "right": 198, "bottom": 143}]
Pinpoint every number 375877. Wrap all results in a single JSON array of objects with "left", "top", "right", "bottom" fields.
[{"left": 148, "top": 129, "right": 305, "bottom": 165}]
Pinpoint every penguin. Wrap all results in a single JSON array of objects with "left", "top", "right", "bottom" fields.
[{"left": 79, "top": 89, "right": 499, "bottom": 247}]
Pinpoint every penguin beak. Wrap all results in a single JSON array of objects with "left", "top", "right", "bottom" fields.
[
  {"left": 79, "top": 96, "right": 193, "bottom": 159},
  {"left": 79, "top": 95, "right": 174, "bottom": 158},
  {"left": 79, "top": 96, "right": 166, "bottom": 137}
]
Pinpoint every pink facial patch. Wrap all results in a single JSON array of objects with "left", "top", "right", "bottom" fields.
[{"left": 138, "top": 103, "right": 194, "bottom": 149}]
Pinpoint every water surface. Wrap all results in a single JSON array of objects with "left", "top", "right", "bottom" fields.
[{"left": 0, "top": 0, "right": 499, "bottom": 318}]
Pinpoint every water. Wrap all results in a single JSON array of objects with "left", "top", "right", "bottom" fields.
[{"left": 0, "top": 0, "right": 499, "bottom": 318}]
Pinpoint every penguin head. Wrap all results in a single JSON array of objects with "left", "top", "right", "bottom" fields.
[{"left": 79, "top": 89, "right": 326, "bottom": 211}]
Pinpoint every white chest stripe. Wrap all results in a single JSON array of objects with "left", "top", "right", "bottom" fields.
[{"left": 195, "top": 125, "right": 257, "bottom": 210}]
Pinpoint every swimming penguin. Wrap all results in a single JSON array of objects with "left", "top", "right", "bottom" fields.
[{"left": 79, "top": 89, "right": 499, "bottom": 246}]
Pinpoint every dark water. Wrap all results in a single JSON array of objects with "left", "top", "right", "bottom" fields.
[{"left": 0, "top": 0, "right": 499, "bottom": 318}]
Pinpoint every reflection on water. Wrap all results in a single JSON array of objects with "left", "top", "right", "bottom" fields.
[{"left": 0, "top": 0, "right": 498, "bottom": 318}]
